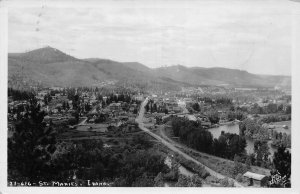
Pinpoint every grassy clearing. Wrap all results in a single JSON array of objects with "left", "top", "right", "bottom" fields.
[{"left": 270, "top": 120, "right": 291, "bottom": 126}]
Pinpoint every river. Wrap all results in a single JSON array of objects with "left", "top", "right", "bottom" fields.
[{"left": 208, "top": 123, "right": 276, "bottom": 157}]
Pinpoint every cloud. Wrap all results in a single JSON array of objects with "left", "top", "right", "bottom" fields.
[{"left": 7, "top": 0, "right": 292, "bottom": 75}]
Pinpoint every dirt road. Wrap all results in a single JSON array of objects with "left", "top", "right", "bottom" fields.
[{"left": 136, "top": 97, "right": 243, "bottom": 187}]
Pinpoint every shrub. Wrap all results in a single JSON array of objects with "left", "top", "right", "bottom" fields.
[
  {"left": 205, "top": 175, "right": 221, "bottom": 184},
  {"left": 220, "top": 177, "right": 229, "bottom": 187},
  {"left": 235, "top": 173, "right": 243, "bottom": 182},
  {"left": 228, "top": 179, "right": 234, "bottom": 187},
  {"left": 220, "top": 177, "right": 234, "bottom": 187},
  {"left": 178, "top": 158, "right": 210, "bottom": 179}
]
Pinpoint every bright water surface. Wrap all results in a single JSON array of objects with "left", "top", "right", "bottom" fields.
[{"left": 208, "top": 123, "right": 277, "bottom": 156}]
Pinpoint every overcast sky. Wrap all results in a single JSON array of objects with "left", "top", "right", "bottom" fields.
[{"left": 8, "top": 0, "right": 292, "bottom": 75}]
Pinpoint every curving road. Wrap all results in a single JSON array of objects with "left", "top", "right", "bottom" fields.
[{"left": 136, "top": 97, "right": 243, "bottom": 187}]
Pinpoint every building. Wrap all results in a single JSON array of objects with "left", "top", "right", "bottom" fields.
[
  {"left": 172, "top": 106, "right": 181, "bottom": 113},
  {"left": 109, "top": 103, "right": 122, "bottom": 111},
  {"left": 50, "top": 86, "right": 63, "bottom": 91},
  {"left": 243, "top": 171, "right": 268, "bottom": 187},
  {"left": 185, "top": 114, "right": 197, "bottom": 121},
  {"left": 134, "top": 94, "right": 144, "bottom": 101},
  {"left": 183, "top": 98, "right": 193, "bottom": 103}
]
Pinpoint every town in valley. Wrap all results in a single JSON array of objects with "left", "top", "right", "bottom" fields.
[
  {"left": 6, "top": 0, "right": 293, "bottom": 188},
  {"left": 7, "top": 48, "right": 291, "bottom": 187}
]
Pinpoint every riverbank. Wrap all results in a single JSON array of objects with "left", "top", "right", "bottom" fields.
[
  {"left": 208, "top": 123, "right": 278, "bottom": 157},
  {"left": 158, "top": 124, "right": 270, "bottom": 185},
  {"left": 218, "top": 120, "right": 241, "bottom": 126}
]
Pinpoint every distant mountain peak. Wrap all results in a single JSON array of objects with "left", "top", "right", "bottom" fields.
[
  {"left": 26, "top": 46, "right": 64, "bottom": 55},
  {"left": 12, "top": 46, "right": 77, "bottom": 64}
]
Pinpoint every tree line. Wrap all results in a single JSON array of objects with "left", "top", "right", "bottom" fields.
[
  {"left": 171, "top": 117, "right": 246, "bottom": 159},
  {"left": 239, "top": 118, "right": 291, "bottom": 148},
  {"left": 169, "top": 117, "right": 291, "bottom": 187},
  {"left": 8, "top": 88, "right": 35, "bottom": 101}
]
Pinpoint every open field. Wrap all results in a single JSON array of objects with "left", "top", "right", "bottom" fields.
[
  {"left": 76, "top": 124, "right": 108, "bottom": 133},
  {"left": 270, "top": 120, "right": 291, "bottom": 134},
  {"left": 58, "top": 127, "right": 143, "bottom": 140}
]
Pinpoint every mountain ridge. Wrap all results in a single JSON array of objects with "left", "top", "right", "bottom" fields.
[{"left": 8, "top": 47, "right": 291, "bottom": 89}]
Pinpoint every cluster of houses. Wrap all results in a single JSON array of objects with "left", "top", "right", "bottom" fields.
[
  {"left": 164, "top": 97, "right": 181, "bottom": 113},
  {"left": 144, "top": 95, "right": 217, "bottom": 128},
  {"left": 8, "top": 86, "right": 143, "bottom": 135},
  {"left": 178, "top": 86, "right": 228, "bottom": 96},
  {"left": 148, "top": 96, "right": 181, "bottom": 114},
  {"left": 8, "top": 100, "right": 28, "bottom": 120},
  {"left": 79, "top": 99, "right": 140, "bottom": 134}
]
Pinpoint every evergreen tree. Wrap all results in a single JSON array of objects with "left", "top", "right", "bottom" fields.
[
  {"left": 154, "top": 172, "right": 164, "bottom": 187},
  {"left": 145, "top": 103, "right": 150, "bottom": 112},
  {"left": 254, "top": 140, "right": 270, "bottom": 167},
  {"left": 273, "top": 146, "right": 291, "bottom": 182},
  {"left": 8, "top": 101, "right": 57, "bottom": 181},
  {"left": 245, "top": 156, "right": 251, "bottom": 169}
]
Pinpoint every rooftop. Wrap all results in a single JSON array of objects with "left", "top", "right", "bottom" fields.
[{"left": 243, "top": 171, "right": 266, "bottom": 180}]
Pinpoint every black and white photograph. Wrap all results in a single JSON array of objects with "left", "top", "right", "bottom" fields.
[{"left": 1, "top": 0, "right": 300, "bottom": 192}]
